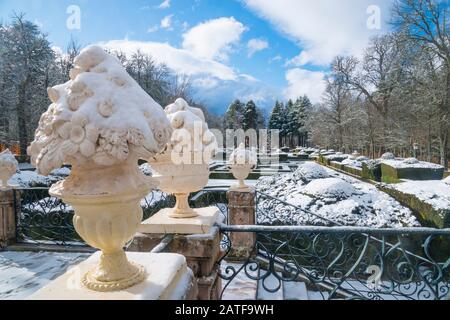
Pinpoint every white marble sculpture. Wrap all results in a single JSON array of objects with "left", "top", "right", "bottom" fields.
[
  {"left": 149, "top": 98, "right": 217, "bottom": 218},
  {"left": 27, "top": 45, "right": 172, "bottom": 292},
  {"left": 228, "top": 143, "right": 257, "bottom": 191},
  {"left": 0, "top": 149, "right": 18, "bottom": 190}
]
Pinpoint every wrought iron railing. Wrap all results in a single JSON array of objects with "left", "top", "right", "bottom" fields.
[
  {"left": 218, "top": 224, "right": 450, "bottom": 300},
  {"left": 14, "top": 188, "right": 176, "bottom": 245},
  {"left": 13, "top": 186, "right": 227, "bottom": 246},
  {"left": 255, "top": 191, "right": 337, "bottom": 226},
  {"left": 15, "top": 188, "right": 81, "bottom": 245}
]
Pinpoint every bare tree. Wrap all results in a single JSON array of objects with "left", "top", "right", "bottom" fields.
[{"left": 393, "top": 0, "right": 450, "bottom": 167}]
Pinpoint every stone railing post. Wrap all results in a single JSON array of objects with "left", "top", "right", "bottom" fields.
[
  {"left": 226, "top": 189, "right": 256, "bottom": 260},
  {"left": 0, "top": 189, "right": 18, "bottom": 248},
  {"left": 131, "top": 213, "right": 223, "bottom": 300}
]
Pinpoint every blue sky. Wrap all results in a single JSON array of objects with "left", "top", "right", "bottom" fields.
[{"left": 0, "top": 0, "right": 392, "bottom": 114}]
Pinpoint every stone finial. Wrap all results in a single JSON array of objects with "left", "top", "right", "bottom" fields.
[
  {"left": 154, "top": 98, "right": 217, "bottom": 165},
  {"left": 0, "top": 149, "right": 18, "bottom": 190},
  {"left": 228, "top": 143, "right": 257, "bottom": 166},
  {"left": 228, "top": 143, "right": 257, "bottom": 191}
]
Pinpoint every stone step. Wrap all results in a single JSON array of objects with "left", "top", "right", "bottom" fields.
[
  {"left": 220, "top": 262, "right": 258, "bottom": 300},
  {"left": 283, "top": 281, "right": 309, "bottom": 300},
  {"left": 256, "top": 272, "right": 284, "bottom": 300}
]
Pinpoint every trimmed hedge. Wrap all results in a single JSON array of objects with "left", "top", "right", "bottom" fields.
[
  {"left": 381, "top": 163, "right": 444, "bottom": 183},
  {"left": 329, "top": 161, "right": 344, "bottom": 170},
  {"left": 378, "top": 184, "right": 450, "bottom": 229},
  {"left": 362, "top": 162, "right": 382, "bottom": 182},
  {"left": 342, "top": 165, "right": 363, "bottom": 178}
]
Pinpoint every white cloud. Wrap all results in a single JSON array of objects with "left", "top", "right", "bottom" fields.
[
  {"left": 191, "top": 74, "right": 279, "bottom": 113},
  {"left": 182, "top": 17, "right": 247, "bottom": 61},
  {"left": 100, "top": 39, "right": 237, "bottom": 81},
  {"left": 158, "top": 0, "right": 171, "bottom": 9},
  {"left": 247, "top": 38, "right": 269, "bottom": 57},
  {"left": 284, "top": 68, "right": 326, "bottom": 103},
  {"left": 147, "top": 25, "right": 159, "bottom": 33},
  {"left": 192, "top": 77, "right": 220, "bottom": 89},
  {"left": 243, "top": 0, "right": 390, "bottom": 66},
  {"left": 99, "top": 41, "right": 278, "bottom": 113},
  {"left": 160, "top": 15, "right": 174, "bottom": 30},
  {"left": 269, "top": 55, "right": 282, "bottom": 63}
]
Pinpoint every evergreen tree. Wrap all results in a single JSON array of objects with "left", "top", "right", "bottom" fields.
[
  {"left": 285, "top": 99, "right": 296, "bottom": 146},
  {"left": 256, "top": 107, "right": 266, "bottom": 130},
  {"left": 268, "top": 101, "right": 287, "bottom": 147},
  {"left": 295, "top": 96, "right": 312, "bottom": 146},
  {"left": 243, "top": 100, "right": 257, "bottom": 131},
  {"left": 224, "top": 99, "right": 245, "bottom": 129},
  {"left": 0, "top": 14, "right": 55, "bottom": 158}
]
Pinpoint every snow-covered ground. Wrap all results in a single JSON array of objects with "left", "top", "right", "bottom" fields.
[
  {"left": 256, "top": 162, "right": 420, "bottom": 228},
  {"left": 384, "top": 178, "right": 450, "bottom": 211},
  {"left": 0, "top": 251, "right": 89, "bottom": 300},
  {"left": 9, "top": 164, "right": 153, "bottom": 188}
]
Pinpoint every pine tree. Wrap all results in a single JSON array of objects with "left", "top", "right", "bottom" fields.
[
  {"left": 268, "top": 101, "right": 287, "bottom": 147},
  {"left": 296, "top": 96, "right": 312, "bottom": 147},
  {"left": 243, "top": 100, "right": 257, "bottom": 131},
  {"left": 256, "top": 107, "right": 266, "bottom": 130},
  {"left": 224, "top": 99, "right": 245, "bottom": 129},
  {"left": 285, "top": 99, "right": 296, "bottom": 146}
]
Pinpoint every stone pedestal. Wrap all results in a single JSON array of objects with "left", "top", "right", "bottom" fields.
[
  {"left": 139, "top": 207, "right": 219, "bottom": 235},
  {"left": 29, "top": 252, "right": 197, "bottom": 300},
  {"left": 227, "top": 189, "right": 256, "bottom": 260},
  {"left": 131, "top": 212, "right": 224, "bottom": 300},
  {"left": 0, "top": 190, "right": 18, "bottom": 248}
]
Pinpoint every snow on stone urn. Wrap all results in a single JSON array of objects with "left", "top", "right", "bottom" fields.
[
  {"left": 149, "top": 98, "right": 217, "bottom": 218},
  {"left": 0, "top": 149, "right": 18, "bottom": 190},
  {"left": 27, "top": 45, "right": 172, "bottom": 292},
  {"left": 228, "top": 143, "right": 257, "bottom": 191}
]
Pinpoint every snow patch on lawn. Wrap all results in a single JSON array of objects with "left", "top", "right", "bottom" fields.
[{"left": 9, "top": 164, "right": 154, "bottom": 188}]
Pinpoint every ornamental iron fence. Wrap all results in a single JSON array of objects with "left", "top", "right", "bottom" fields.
[
  {"left": 218, "top": 224, "right": 450, "bottom": 300},
  {"left": 13, "top": 187, "right": 227, "bottom": 246},
  {"left": 10, "top": 186, "right": 450, "bottom": 300}
]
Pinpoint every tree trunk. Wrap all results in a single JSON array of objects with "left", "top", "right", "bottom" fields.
[
  {"left": 439, "top": 123, "right": 448, "bottom": 169},
  {"left": 16, "top": 77, "right": 30, "bottom": 162}
]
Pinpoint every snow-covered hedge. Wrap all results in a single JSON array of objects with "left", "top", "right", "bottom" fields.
[{"left": 256, "top": 162, "right": 419, "bottom": 228}]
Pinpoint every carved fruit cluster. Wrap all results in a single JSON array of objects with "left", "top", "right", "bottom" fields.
[{"left": 28, "top": 46, "right": 172, "bottom": 175}]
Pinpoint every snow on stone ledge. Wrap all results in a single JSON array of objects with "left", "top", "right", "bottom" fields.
[{"left": 387, "top": 179, "right": 450, "bottom": 211}]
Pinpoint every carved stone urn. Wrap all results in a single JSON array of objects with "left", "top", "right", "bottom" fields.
[
  {"left": 27, "top": 46, "right": 172, "bottom": 292},
  {"left": 228, "top": 143, "right": 257, "bottom": 192},
  {"left": 0, "top": 149, "right": 18, "bottom": 190},
  {"left": 149, "top": 98, "right": 217, "bottom": 219}
]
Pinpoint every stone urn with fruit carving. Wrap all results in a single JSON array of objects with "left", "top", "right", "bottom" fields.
[
  {"left": 28, "top": 46, "right": 172, "bottom": 292},
  {"left": 0, "top": 149, "right": 18, "bottom": 190},
  {"left": 228, "top": 143, "right": 257, "bottom": 191},
  {"left": 149, "top": 98, "right": 217, "bottom": 218}
]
